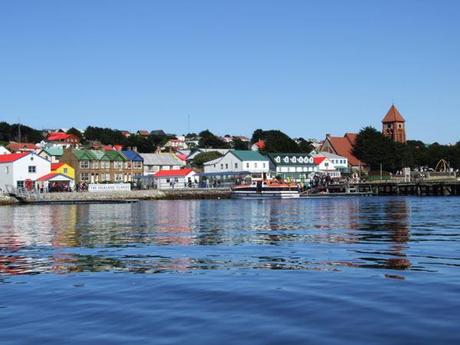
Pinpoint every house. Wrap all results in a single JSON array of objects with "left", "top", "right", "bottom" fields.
[
  {"left": 319, "top": 133, "right": 366, "bottom": 171},
  {"left": 140, "top": 153, "right": 185, "bottom": 175},
  {"left": 153, "top": 168, "right": 197, "bottom": 189},
  {"left": 60, "top": 149, "right": 135, "bottom": 184},
  {"left": 233, "top": 136, "right": 250, "bottom": 142},
  {"left": 203, "top": 150, "right": 270, "bottom": 175},
  {"left": 0, "top": 146, "right": 10, "bottom": 155},
  {"left": 51, "top": 162, "right": 75, "bottom": 180},
  {"left": 137, "top": 130, "right": 150, "bottom": 137},
  {"left": 187, "top": 148, "right": 230, "bottom": 162},
  {"left": 36, "top": 172, "right": 74, "bottom": 192},
  {"left": 267, "top": 153, "right": 318, "bottom": 182},
  {"left": 6, "top": 142, "right": 37, "bottom": 153},
  {"left": 150, "top": 130, "right": 166, "bottom": 136},
  {"left": 120, "top": 131, "right": 131, "bottom": 138},
  {"left": 163, "top": 136, "right": 188, "bottom": 151},
  {"left": 38, "top": 146, "right": 64, "bottom": 163},
  {"left": 46, "top": 132, "right": 80, "bottom": 146},
  {"left": 0, "top": 152, "right": 51, "bottom": 190},
  {"left": 251, "top": 139, "right": 266, "bottom": 151},
  {"left": 314, "top": 151, "right": 349, "bottom": 173},
  {"left": 121, "top": 150, "right": 144, "bottom": 177},
  {"left": 313, "top": 156, "right": 341, "bottom": 178}
]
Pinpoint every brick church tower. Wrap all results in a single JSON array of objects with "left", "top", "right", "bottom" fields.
[{"left": 382, "top": 104, "right": 406, "bottom": 143}]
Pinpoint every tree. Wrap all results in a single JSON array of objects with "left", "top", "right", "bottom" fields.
[
  {"left": 232, "top": 137, "right": 249, "bottom": 150},
  {"left": 251, "top": 129, "right": 264, "bottom": 144},
  {"left": 297, "top": 137, "right": 314, "bottom": 153},
  {"left": 198, "top": 130, "right": 229, "bottom": 148},
  {"left": 352, "top": 126, "right": 405, "bottom": 172},
  {"left": 192, "top": 151, "right": 223, "bottom": 168},
  {"left": 67, "top": 127, "right": 83, "bottom": 139}
]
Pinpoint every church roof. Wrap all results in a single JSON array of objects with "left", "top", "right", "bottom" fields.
[{"left": 382, "top": 105, "right": 405, "bottom": 123}]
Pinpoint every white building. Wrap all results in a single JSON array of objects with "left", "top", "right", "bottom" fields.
[
  {"left": 0, "top": 152, "right": 51, "bottom": 190},
  {"left": 140, "top": 153, "right": 185, "bottom": 175},
  {"left": 314, "top": 151, "right": 349, "bottom": 172},
  {"left": 313, "top": 156, "right": 341, "bottom": 178},
  {"left": 203, "top": 150, "right": 270, "bottom": 175},
  {"left": 0, "top": 146, "right": 10, "bottom": 155},
  {"left": 153, "top": 168, "right": 197, "bottom": 189}
]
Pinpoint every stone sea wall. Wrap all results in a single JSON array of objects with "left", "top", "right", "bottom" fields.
[{"left": 0, "top": 188, "right": 231, "bottom": 205}]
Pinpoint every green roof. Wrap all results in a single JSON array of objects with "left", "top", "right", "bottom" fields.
[
  {"left": 41, "top": 146, "right": 64, "bottom": 156},
  {"left": 89, "top": 150, "right": 106, "bottom": 160},
  {"left": 103, "top": 150, "right": 127, "bottom": 161},
  {"left": 230, "top": 150, "right": 268, "bottom": 161},
  {"left": 72, "top": 149, "right": 96, "bottom": 160}
]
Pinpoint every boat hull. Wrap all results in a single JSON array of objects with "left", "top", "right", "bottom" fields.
[{"left": 231, "top": 190, "right": 300, "bottom": 199}]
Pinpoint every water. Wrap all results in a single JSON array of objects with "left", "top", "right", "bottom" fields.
[{"left": 1, "top": 197, "right": 459, "bottom": 344}]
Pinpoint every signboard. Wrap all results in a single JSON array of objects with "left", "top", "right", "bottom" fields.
[{"left": 88, "top": 183, "right": 131, "bottom": 192}]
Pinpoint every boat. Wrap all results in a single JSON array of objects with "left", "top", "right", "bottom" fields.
[{"left": 231, "top": 178, "right": 300, "bottom": 199}]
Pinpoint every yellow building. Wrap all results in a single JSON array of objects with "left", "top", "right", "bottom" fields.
[{"left": 51, "top": 162, "right": 75, "bottom": 179}]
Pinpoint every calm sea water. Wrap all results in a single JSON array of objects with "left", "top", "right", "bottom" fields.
[{"left": 1, "top": 197, "right": 459, "bottom": 345}]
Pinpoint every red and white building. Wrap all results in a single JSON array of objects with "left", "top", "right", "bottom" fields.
[
  {"left": 0, "top": 152, "right": 51, "bottom": 191},
  {"left": 153, "top": 168, "right": 197, "bottom": 189},
  {"left": 46, "top": 132, "right": 80, "bottom": 147},
  {"left": 313, "top": 156, "right": 341, "bottom": 178}
]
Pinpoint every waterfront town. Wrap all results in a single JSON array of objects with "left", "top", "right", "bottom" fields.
[{"left": 0, "top": 104, "right": 459, "bottom": 198}]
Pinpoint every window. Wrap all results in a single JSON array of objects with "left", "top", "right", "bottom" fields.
[
  {"left": 4, "top": 167, "right": 9, "bottom": 174},
  {"left": 220, "top": 164, "right": 224, "bottom": 170},
  {"left": 80, "top": 161, "right": 90, "bottom": 169},
  {"left": 80, "top": 173, "right": 90, "bottom": 181},
  {"left": 134, "top": 161, "right": 143, "bottom": 169},
  {"left": 246, "top": 163, "right": 249, "bottom": 168},
  {"left": 114, "top": 161, "right": 123, "bottom": 169},
  {"left": 115, "top": 174, "right": 123, "bottom": 182},
  {"left": 225, "top": 163, "right": 228, "bottom": 169},
  {"left": 91, "top": 161, "right": 99, "bottom": 169},
  {"left": 28, "top": 166, "right": 36, "bottom": 173},
  {"left": 17, "top": 181, "right": 24, "bottom": 188},
  {"left": 263, "top": 163, "right": 266, "bottom": 168},
  {"left": 63, "top": 168, "right": 68, "bottom": 174},
  {"left": 254, "top": 163, "right": 258, "bottom": 168},
  {"left": 234, "top": 163, "right": 238, "bottom": 169},
  {"left": 101, "top": 161, "right": 110, "bottom": 169}
]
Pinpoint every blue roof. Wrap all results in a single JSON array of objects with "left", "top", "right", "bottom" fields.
[{"left": 122, "top": 150, "right": 144, "bottom": 162}]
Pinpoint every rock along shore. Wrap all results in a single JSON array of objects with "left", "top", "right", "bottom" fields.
[{"left": 0, "top": 188, "right": 232, "bottom": 206}]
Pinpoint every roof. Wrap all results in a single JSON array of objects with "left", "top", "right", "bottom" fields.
[
  {"left": 230, "top": 150, "right": 268, "bottom": 162},
  {"left": 203, "top": 157, "right": 223, "bottom": 166},
  {"left": 40, "top": 146, "right": 64, "bottom": 156},
  {"left": 47, "top": 132, "right": 74, "bottom": 141},
  {"left": 151, "top": 130, "right": 166, "bottom": 136},
  {"left": 188, "top": 148, "right": 230, "bottom": 160},
  {"left": 37, "top": 172, "right": 73, "bottom": 182},
  {"left": 73, "top": 149, "right": 97, "bottom": 160},
  {"left": 102, "top": 150, "right": 126, "bottom": 161},
  {"left": 51, "top": 163, "right": 65, "bottom": 170},
  {"left": 140, "top": 153, "right": 185, "bottom": 166},
  {"left": 382, "top": 105, "right": 405, "bottom": 123},
  {"left": 122, "top": 150, "right": 144, "bottom": 162},
  {"left": 313, "top": 156, "right": 326, "bottom": 165},
  {"left": 315, "top": 151, "right": 347, "bottom": 160},
  {"left": 154, "top": 168, "right": 194, "bottom": 177},
  {"left": 266, "top": 153, "right": 315, "bottom": 166},
  {"left": 6, "top": 142, "right": 36, "bottom": 152},
  {"left": 253, "top": 139, "right": 266, "bottom": 150},
  {"left": 176, "top": 153, "right": 187, "bottom": 161},
  {"left": 324, "top": 134, "right": 363, "bottom": 167},
  {"left": 138, "top": 130, "right": 150, "bottom": 136},
  {"left": 0, "top": 152, "right": 29, "bottom": 163}
]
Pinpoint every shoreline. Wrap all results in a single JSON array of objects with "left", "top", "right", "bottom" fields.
[{"left": 0, "top": 188, "right": 232, "bottom": 206}]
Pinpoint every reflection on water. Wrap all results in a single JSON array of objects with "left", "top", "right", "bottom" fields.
[{"left": 1, "top": 198, "right": 459, "bottom": 276}]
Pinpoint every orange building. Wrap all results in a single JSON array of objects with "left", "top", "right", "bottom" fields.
[{"left": 382, "top": 105, "right": 406, "bottom": 143}]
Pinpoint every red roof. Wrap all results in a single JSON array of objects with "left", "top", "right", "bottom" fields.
[
  {"left": 176, "top": 153, "right": 187, "bottom": 161},
  {"left": 254, "top": 139, "right": 266, "bottom": 150},
  {"left": 6, "top": 142, "right": 36, "bottom": 152},
  {"left": 313, "top": 156, "right": 326, "bottom": 165},
  {"left": 382, "top": 105, "right": 405, "bottom": 123},
  {"left": 51, "top": 163, "right": 64, "bottom": 170},
  {"left": 47, "top": 132, "right": 80, "bottom": 142},
  {"left": 37, "top": 172, "right": 72, "bottom": 182},
  {"left": 0, "top": 152, "right": 29, "bottom": 163},
  {"left": 325, "top": 134, "right": 363, "bottom": 167},
  {"left": 154, "top": 168, "right": 194, "bottom": 177}
]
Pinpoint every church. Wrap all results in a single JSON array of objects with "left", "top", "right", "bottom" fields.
[{"left": 319, "top": 104, "right": 408, "bottom": 171}]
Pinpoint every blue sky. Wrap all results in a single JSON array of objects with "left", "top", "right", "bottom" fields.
[{"left": 0, "top": 0, "right": 459, "bottom": 143}]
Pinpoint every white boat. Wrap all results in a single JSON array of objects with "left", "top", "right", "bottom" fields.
[{"left": 231, "top": 179, "right": 300, "bottom": 199}]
